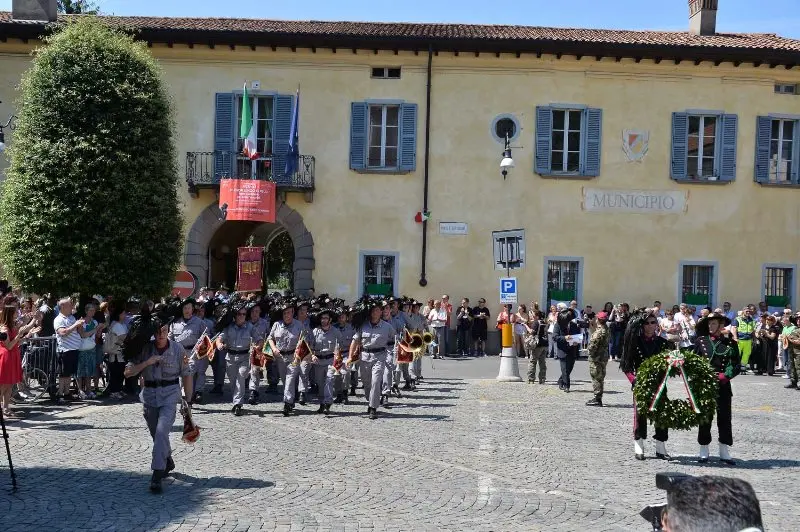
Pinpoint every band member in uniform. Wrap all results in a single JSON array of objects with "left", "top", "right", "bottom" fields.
[
  {"left": 381, "top": 303, "right": 399, "bottom": 406},
  {"left": 246, "top": 302, "right": 271, "bottom": 405},
  {"left": 168, "top": 298, "right": 207, "bottom": 397},
  {"left": 310, "top": 309, "right": 343, "bottom": 413},
  {"left": 333, "top": 309, "right": 355, "bottom": 402},
  {"left": 695, "top": 311, "right": 741, "bottom": 464},
  {"left": 351, "top": 300, "right": 394, "bottom": 420},
  {"left": 296, "top": 301, "right": 313, "bottom": 403},
  {"left": 585, "top": 311, "right": 610, "bottom": 406},
  {"left": 191, "top": 302, "right": 216, "bottom": 403},
  {"left": 405, "top": 301, "right": 426, "bottom": 383},
  {"left": 124, "top": 317, "right": 193, "bottom": 493},
  {"left": 267, "top": 301, "right": 305, "bottom": 417},
  {"left": 620, "top": 309, "right": 673, "bottom": 460},
  {"left": 390, "top": 299, "right": 412, "bottom": 392},
  {"left": 215, "top": 303, "right": 258, "bottom": 416}
]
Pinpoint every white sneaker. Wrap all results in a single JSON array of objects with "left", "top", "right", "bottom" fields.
[
  {"left": 634, "top": 439, "right": 645, "bottom": 459},
  {"left": 784, "top": 373, "right": 791, "bottom": 379},
  {"left": 719, "top": 443, "right": 735, "bottom": 464},
  {"left": 655, "top": 440, "right": 670, "bottom": 459}
]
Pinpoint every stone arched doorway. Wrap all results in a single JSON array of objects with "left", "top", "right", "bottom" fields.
[{"left": 182, "top": 201, "right": 314, "bottom": 294}]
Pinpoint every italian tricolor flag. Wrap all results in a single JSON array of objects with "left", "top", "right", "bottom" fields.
[{"left": 240, "top": 84, "right": 259, "bottom": 160}]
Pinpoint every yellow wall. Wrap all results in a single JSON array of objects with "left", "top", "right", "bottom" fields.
[{"left": 3, "top": 37, "right": 800, "bottom": 309}]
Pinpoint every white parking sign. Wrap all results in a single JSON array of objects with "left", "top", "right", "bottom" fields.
[{"left": 499, "top": 277, "right": 517, "bottom": 304}]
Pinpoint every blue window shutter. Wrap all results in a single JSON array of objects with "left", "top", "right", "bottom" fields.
[
  {"left": 271, "top": 94, "right": 293, "bottom": 184},
  {"left": 582, "top": 108, "right": 602, "bottom": 177},
  {"left": 718, "top": 114, "right": 738, "bottom": 182},
  {"left": 671, "top": 112, "right": 689, "bottom": 180},
  {"left": 754, "top": 116, "right": 771, "bottom": 183},
  {"left": 350, "top": 102, "right": 368, "bottom": 170},
  {"left": 398, "top": 103, "right": 418, "bottom": 172},
  {"left": 534, "top": 106, "right": 552, "bottom": 175},
  {"left": 792, "top": 121, "right": 800, "bottom": 184},
  {"left": 214, "top": 92, "right": 236, "bottom": 181}
]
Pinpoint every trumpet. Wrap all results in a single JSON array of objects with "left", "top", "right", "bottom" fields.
[{"left": 422, "top": 330, "right": 434, "bottom": 346}]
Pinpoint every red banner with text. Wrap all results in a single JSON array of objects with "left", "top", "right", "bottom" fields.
[
  {"left": 237, "top": 247, "right": 263, "bottom": 292},
  {"left": 219, "top": 179, "right": 276, "bottom": 222}
]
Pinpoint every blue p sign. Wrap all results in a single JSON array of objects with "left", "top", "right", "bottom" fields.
[
  {"left": 501, "top": 279, "right": 516, "bottom": 294},
  {"left": 499, "top": 277, "right": 517, "bottom": 304}
]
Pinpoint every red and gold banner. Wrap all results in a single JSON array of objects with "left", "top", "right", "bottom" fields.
[
  {"left": 236, "top": 247, "right": 263, "bottom": 292},
  {"left": 219, "top": 179, "right": 276, "bottom": 222}
]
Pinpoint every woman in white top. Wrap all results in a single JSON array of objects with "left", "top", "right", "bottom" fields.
[
  {"left": 513, "top": 304, "right": 529, "bottom": 358},
  {"left": 104, "top": 305, "right": 129, "bottom": 400},
  {"left": 427, "top": 300, "right": 447, "bottom": 359},
  {"left": 659, "top": 309, "right": 680, "bottom": 344}
]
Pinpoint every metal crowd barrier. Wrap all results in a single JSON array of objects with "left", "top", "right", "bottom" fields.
[{"left": 16, "top": 336, "right": 58, "bottom": 402}]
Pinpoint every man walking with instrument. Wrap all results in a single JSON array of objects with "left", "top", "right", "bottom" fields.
[
  {"left": 694, "top": 311, "right": 740, "bottom": 464},
  {"left": 267, "top": 301, "right": 305, "bottom": 417},
  {"left": 125, "top": 320, "right": 193, "bottom": 493},
  {"left": 169, "top": 298, "right": 207, "bottom": 398},
  {"left": 351, "top": 300, "right": 394, "bottom": 420},
  {"left": 310, "top": 309, "right": 343, "bottom": 414},
  {"left": 246, "top": 303, "right": 271, "bottom": 405},
  {"left": 215, "top": 303, "right": 258, "bottom": 417}
]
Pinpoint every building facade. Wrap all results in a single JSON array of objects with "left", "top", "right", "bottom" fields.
[{"left": 2, "top": 1, "right": 800, "bottom": 311}]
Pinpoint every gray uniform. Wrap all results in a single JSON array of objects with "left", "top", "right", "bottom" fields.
[
  {"left": 127, "top": 340, "right": 191, "bottom": 471},
  {"left": 310, "top": 326, "right": 343, "bottom": 405},
  {"left": 267, "top": 320, "right": 305, "bottom": 404},
  {"left": 356, "top": 320, "right": 394, "bottom": 409},
  {"left": 246, "top": 317, "right": 271, "bottom": 393},
  {"left": 334, "top": 322, "right": 356, "bottom": 394},
  {"left": 220, "top": 322, "right": 257, "bottom": 406},
  {"left": 405, "top": 312, "right": 426, "bottom": 379},
  {"left": 169, "top": 316, "right": 208, "bottom": 395}
]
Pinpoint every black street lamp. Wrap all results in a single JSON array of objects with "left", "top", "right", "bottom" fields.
[{"left": 500, "top": 132, "right": 515, "bottom": 180}]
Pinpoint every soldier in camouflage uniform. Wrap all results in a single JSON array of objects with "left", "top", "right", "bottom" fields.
[{"left": 586, "top": 311, "right": 610, "bottom": 407}]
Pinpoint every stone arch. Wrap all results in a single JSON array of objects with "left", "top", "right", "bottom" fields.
[{"left": 183, "top": 201, "right": 314, "bottom": 294}]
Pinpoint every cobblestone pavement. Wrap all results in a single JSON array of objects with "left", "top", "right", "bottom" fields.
[{"left": 1, "top": 356, "right": 798, "bottom": 531}]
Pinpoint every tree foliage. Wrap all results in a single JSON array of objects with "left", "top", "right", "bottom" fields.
[
  {"left": 58, "top": 1, "right": 100, "bottom": 14},
  {"left": 0, "top": 19, "right": 182, "bottom": 299},
  {"left": 266, "top": 231, "right": 294, "bottom": 289}
]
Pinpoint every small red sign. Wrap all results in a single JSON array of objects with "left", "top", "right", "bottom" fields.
[
  {"left": 219, "top": 179, "right": 276, "bottom": 223},
  {"left": 173, "top": 269, "right": 198, "bottom": 298}
]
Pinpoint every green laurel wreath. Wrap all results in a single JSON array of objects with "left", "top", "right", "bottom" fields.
[{"left": 633, "top": 348, "right": 719, "bottom": 431}]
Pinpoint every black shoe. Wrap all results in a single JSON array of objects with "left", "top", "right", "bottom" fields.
[
  {"left": 210, "top": 385, "right": 223, "bottom": 395},
  {"left": 379, "top": 394, "right": 384, "bottom": 405},
  {"left": 369, "top": 407, "right": 378, "bottom": 420},
  {"left": 283, "top": 403, "right": 292, "bottom": 417},
  {"left": 316, "top": 404, "right": 325, "bottom": 414},
  {"left": 233, "top": 405, "right": 243, "bottom": 416},
  {"left": 165, "top": 457, "right": 175, "bottom": 476},
  {"left": 324, "top": 403, "right": 331, "bottom": 414},
  {"left": 563, "top": 387, "right": 570, "bottom": 393},
  {"left": 299, "top": 393, "right": 307, "bottom": 406},
  {"left": 149, "top": 470, "right": 163, "bottom": 493},
  {"left": 193, "top": 391, "right": 204, "bottom": 405},
  {"left": 655, "top": 452, "right": 671, "bottom": 460},
  {"left": 402, "top": 382, "right": 412, "bottom": 391},
  {"left": 539, "top": 379, "right": 545, "bottom": 385},
  {"left": 635, "top": 453, "right": 645, "bottom": 461},
  {"left": 350, "top": 387, "right": 357, "bottom": 396},
  {"left": 343, "top": 393, "right": 349, "bottom": 405},
  {"left": 248, "top": 391, "right": 258, "bottom": 405},
  {"left": 382, "top": 396, "right": 392, "bottom": 409},
  {"left": 334, "top": 393, "right": 343, "bottom": 404},
  {"left": 585, "top": 396, "right": 603, "bottom": 407}
]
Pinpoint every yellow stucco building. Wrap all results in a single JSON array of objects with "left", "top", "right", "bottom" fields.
[{"left": 2, "top": 0, "right": 800, "bottom": 311}]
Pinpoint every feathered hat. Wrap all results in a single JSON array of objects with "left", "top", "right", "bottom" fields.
[
  {"left": 122, "top": 297, "right": 183, "bottom": 361},
  {"left": 213, "top": 292, "right": 249, "bottom": 333},
  {"left": 619, "top": 308, "right": 656, "bottom": 373},
  {"left": 695, "top": 311, "right": 732, "bottom": 337}
]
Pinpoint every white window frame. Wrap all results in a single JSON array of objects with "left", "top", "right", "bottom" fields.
[
  {"left": 769, "top": 118, "right": 796, "bottom": 183},
  {"left": 235, "top": 94, "right": 274, "bottom": 178},
  {"left": 367, "top": 104, "right": 400, "bottom": 169},
  {"left": 687, "top": 114, "right": 719, "bottom": 179},
  {"left": 762, "top": 263, "right": 796, "bottom": 311},
  {"left": 550, "top": 109, "right": 583, "bottom": 174},
  {"left": 492, "top": 229, "right": 525, "bottom": 271},
  {"left": 542, "top": 256, "right": 584, "bottom": 306},
  {"left": 371, "top": 67, "right": 401, "bottom": 79},
  {"left": 358, "top": 250, "right": 399, "bottom": 297},
  {"left": 677, "top": 260, "right": 718, "bottom": 308}
]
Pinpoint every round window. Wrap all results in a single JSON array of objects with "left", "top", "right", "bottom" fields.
[{"left": 491, "top": 114, "right": 520, "bottom": 143}]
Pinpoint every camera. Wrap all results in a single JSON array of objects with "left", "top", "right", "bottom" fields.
[{"left": 640, "top": 473, "right": 693, "bottom": 531}]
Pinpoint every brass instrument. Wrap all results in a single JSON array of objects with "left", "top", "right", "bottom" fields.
[
  {"left": 422, "top": 330, "right": 434, "bottom": 346},
  {"left": 398, "top": 328, "right": 422, "bottom": 363}
]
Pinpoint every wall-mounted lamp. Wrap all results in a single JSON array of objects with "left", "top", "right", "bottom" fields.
[{"left": 500, "top": 133, "right": 515, "bottom": 180}]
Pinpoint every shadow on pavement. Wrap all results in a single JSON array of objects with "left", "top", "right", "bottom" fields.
[{"left": 668, "top": 456, "right": 800, "bottom": 470}]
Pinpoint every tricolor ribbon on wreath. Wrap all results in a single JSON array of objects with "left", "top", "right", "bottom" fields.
[{"left": 648, "top": 350, "right": 700, "bottom": 414}]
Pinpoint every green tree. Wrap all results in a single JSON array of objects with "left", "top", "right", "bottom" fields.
[
  {"left": 58, "top": 1, "right": 100, "bottom": 14},
  {"left": 0, "top": 19, "right": 182, "bottom": 299},
  {"left": 266, "top": 231, "right": 294, "bottom": 290}
]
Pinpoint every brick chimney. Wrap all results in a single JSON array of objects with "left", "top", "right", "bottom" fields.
[
  {"left": 689, "top": 0, "right": 718, "bottom": 36},
  {"left": 12, "top": 0, "right": 58, "bottom": 22}
]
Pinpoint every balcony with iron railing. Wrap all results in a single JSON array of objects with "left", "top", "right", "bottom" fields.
[{"left": 185, "top": 151, "right": 315, "bottom": 199}]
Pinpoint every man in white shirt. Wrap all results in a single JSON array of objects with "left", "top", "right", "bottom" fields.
[
  {"left": 54, "top": 298, "right": 85, "bottom": 404},
  {"left": 673, "top": 304, "right": 696, "bottom": 349}
]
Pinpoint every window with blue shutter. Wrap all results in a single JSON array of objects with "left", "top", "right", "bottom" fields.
[
  {"left": 755, "top": 115, "right": 800, "bottom": 185},
  {"left": 672, "top": 111, "right": 738, "bottom": 183},
  {"left": 350, "top": 101, "right": 417, "bottom": 172},
  {"left": 398, "top": 103, "right": 418, "bottom": 172},
  {"left": 271, "top": 94, "right": 294, "bottom": 184},
  {"left": 214, "top": 92, "right": 236, "bottom": 181},
  {"left": 535, "top": 105, "right": 602, "bottom": 177}
]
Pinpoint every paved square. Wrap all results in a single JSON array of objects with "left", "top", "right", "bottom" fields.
[{"left": 1, "top": 357, "right": 797, "bottom": 531}]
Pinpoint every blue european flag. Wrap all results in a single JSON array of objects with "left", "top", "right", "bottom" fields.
[{"left": 285, "top": 89, "right": 300, "bottom": 177}]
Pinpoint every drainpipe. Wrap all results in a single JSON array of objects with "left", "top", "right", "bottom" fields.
[{"left": 419, "top": 44, "right": 433, "bottom": 287}]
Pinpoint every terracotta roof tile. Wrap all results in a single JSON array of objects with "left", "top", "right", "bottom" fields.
[{"left": 1, "top": 12, "right": 799, "bottom": 56}]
